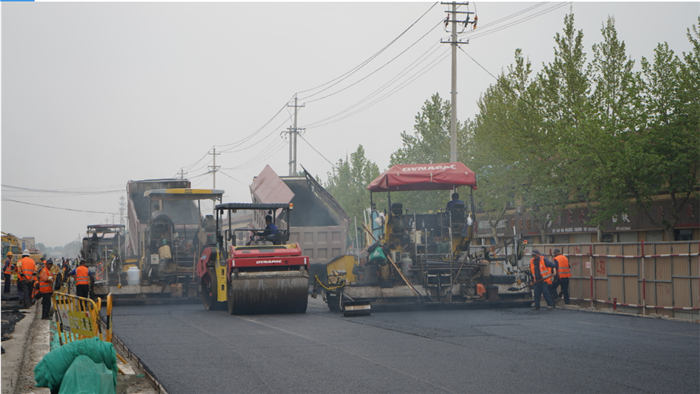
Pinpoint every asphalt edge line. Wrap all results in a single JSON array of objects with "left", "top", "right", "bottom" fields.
[{"left": 109, "top": 333, "right": 169, "bottom": 394}]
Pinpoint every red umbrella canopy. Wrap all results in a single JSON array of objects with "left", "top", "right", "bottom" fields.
[{"left": 367, "top": 162, "right": 477, "bottom": 192}]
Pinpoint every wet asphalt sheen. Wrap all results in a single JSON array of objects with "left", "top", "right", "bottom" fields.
[{"left": 111, "top": 298, "right": 699, "bottom": 394}]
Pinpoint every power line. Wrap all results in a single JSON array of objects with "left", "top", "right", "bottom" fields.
[
  {"left": 458, "top": 45, "right": 497, "bottom": 80},
  {"left": 218, "top": 170, "right": 248, "bottom": 187},
  {"left": 304, "top": 19, "right": 444, "bottom": 104},
  {"left": 298, "top": 1, "right": 440, "bottom": 101},
  {"left": 303, "top": 43, "right": 446, "bottom": 129},
  {"left": 1, "top": 184, "right": 123, "bottom": 195},
  {"left": 298, "top": 134, "right": 338, "bottom": 169},
  {"left": 306, "top": 49, "right": 451, "bottom": 129},
  {"left": 2, "top": 198, "right": 118, "bottom": 215},
  {"left": 464, "top": 2, "right": 571, "bottom": 41}
]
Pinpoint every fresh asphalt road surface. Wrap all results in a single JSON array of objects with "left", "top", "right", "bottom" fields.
[{"left": 111, "top": 298, "right": 699, "bottom": 394}]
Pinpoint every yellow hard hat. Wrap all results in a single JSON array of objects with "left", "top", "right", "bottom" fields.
[{"left": 6, "top": 251, "right": 12, "bottom": 256}]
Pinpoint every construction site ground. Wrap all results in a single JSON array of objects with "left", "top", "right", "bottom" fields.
[
  {"left": 3, "top": 287, "right": 699, "bottom": 394},
  {"left": 1, "top": 284, "right": 158, "bottom": 394},
  {"left": 110, "top": 296, "right": 698, "bottom": 394}
]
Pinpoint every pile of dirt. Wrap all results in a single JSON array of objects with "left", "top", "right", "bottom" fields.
[{"left": 2, "top": 288, "right": 28, "bottom": 350}]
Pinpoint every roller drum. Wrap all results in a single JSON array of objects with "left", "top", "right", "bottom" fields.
[{"left": 228, "top": 271, "right": 308, "bottom": 314}]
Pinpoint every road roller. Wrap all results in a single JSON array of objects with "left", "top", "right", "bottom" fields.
[{"left": 196, "top": 202, "right": 309, "bottom": 314}]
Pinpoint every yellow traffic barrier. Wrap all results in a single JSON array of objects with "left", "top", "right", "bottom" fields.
[{"left": 52, "top": 292, "right": 113, "bottom": 345}]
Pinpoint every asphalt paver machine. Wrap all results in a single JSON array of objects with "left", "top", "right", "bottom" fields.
[{"left": 315, "top": 162, "right": 530, "bottom": 316}]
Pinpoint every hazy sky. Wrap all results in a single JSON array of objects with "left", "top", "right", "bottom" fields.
[{"left": 2, "top": 1, "right": 698, "bottom": 248}]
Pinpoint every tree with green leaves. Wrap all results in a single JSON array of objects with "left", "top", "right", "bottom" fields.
[
  {"left": 389, "top": 93, "right": 473, "bottom": 213},
  {"left": 624, "top": 20, "right": 700, "bottom": 240},
  {"left": 471, "top": 49, "right": 538, "bottom": 242},
  {"left": 324, "top": 145, "right": 381, "bottom": 235}
]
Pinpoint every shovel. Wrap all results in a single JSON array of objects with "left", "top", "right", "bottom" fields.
[{"left": 507, "top": 275, "right": 552, "bottom": 291}]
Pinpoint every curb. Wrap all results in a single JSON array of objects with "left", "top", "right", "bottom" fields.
[
  {"left": 556, "top": 303, "right": 700, "bottom": 323},
  {"left": 1, "top": 302, "right": 40, "bottom": 394}
]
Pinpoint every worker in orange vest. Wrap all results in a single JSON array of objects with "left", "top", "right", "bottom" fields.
[
  {"left": 37, "top": 260, "right": 55, "bottom": 319},
  {"left": 3, "top": 251, "right": 13, "bottom": 293},
  {"left": 529, "top": 249, "right": 556, "bottom": 310},
  {"left": 552, "top": 248, "right": 572, "bottom": 304},
  {"left": 17, "top": 250, "right": 37, "bottom": 309},
  {"left": 70, "top": 260, "right": 92, "bottom": 299}
]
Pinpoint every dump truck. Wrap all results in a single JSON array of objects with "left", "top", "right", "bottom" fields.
[
  {"left": 92, "top": 179, "right": 224, "bottom": 301},
  {"left": 197, "top": 203, "right": 309, "bottom": 314},
  {"left": 314, "top": 162, "right": 530, "bottom": 316}
]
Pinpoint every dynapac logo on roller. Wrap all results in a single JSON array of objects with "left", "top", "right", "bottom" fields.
[
  {"left": 256, "top": 259, "right": 282, "bottom": 265},
  {"left": 402, "top": 164, "right": 457, "bottom": 171}
]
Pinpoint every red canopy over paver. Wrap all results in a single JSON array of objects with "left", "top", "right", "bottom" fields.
[{"left": 367, "top": 162, "right": 477, "bottom": 192}]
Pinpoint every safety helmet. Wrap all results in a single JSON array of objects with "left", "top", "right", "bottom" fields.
[
  {"left": 22, "top": 250, "right": 30, "bottom": 256},
  {"left": 6, "top": 251, "right": 12, "bottom": 256}
]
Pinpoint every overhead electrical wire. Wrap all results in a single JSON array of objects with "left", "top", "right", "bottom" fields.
[
  {"left": 218, "top": 170, "right": 249, "bottom": 187},
  {"left": 215, "top": 99, "right": 293, "bottom": 151},
  {"left": 298, "top": 1, "right": 440, "bottom": 101},
  {"left": 458, "top": 46, "right": 497, "bottom": 80},
  {"left": 303, "top": 2, "right": 571, "bottom": 131},
  {"left": 307, "top": 49, "right": 451, "bottom": 129},
  {"left": 176, "top": 1, "right": 572, "bottom": 178},
  {"left": 303, "top": 42, "right": 446, "bottom": 128},
  {"left": 2, "top": 198, "right": 118, "bottom": 215},
  {"left": 304, "top": 19, "right": 444, "bottom": 104},
  {"left": 298, "top": 134, "right": 338, "bottom": 170},
  {"left": 2, "top": 184, "right": 123, "bottom": 194},
  {"left": 464, "top": 2, "right": 571, "bottom": 41}
]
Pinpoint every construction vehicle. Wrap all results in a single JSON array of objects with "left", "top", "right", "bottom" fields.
[
  {"left": 80, "top": 225, "right": 125, "bottom": 284},
  {"left": 2, "top": 232, "right": 43, "bottom": 263},
  {"left": 314, "top": 162, "right": 530, "bottom": 316},
  {"left": 93, "top": 179, "right": 224, "bottom": 301},
  {"left": 197, "top": 203, "right": 309, "bottom": 314}
]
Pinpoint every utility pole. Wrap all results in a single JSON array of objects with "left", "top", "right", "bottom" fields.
[
  {"left": 208, "top": 148, "right": 220, "bottom": 188},
  {"left": 118, "top": 195, "right": 126, "bottom": 226},
  {"left": 177, "top": 168, "right": 187, "bottom": 179},
  {"left": 286, "top": 95, "right": 305, "bottom": 176},
  {"left": 441, "top": 1, "right": 474, "bottom": 163}
]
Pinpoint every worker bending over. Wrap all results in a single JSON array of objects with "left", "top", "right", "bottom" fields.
[
  {"left": 551, "top": 249, "right": 572, "bottom": 304},
  {"left": 530, "top": 249, "right": 556, "bottom": 310}
]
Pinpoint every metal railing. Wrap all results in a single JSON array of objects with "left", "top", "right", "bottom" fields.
[
  {"left": 518, "top": 241, "right": 699, "bottom": 316},
  {"left": 52, "top": 292, "right": 113, "bottom": 345}
]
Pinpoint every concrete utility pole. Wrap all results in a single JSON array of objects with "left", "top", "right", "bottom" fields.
[
  {"left": 208, "top": 147, "right": 220, "bottom": 188},
  {"left": 441, "top": 1, "right": 474, "bottom": 163},
  {"left": 286, "top": 95, "right": 305, "bottom": 176}
]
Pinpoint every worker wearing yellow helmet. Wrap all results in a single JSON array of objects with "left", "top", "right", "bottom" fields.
[{"left": 3, "top": 251, "right": 13, "bottom": 294}]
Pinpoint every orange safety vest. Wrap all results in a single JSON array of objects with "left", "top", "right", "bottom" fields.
[
  {"left": 530, "top": 256, "right": 553, "bottom": 284},
  {"left": 38, "top": 267, "right": 53, "bottom": 293},
  {"left": 554, "top": 255, "right": 571, "bottom": 278},
  {"left": 76, "top": 265, "right": 90, "bottom": 285},
  {"left": 18, "top": 257, "right": 36, "bottom": 281},
  {"left": 3, "top": 258, "right": 12, "bottom": 275}
]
